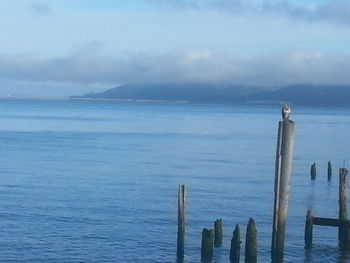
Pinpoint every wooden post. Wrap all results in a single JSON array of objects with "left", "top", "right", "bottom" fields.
[
  {"left": 328, "top": 161, "right": 332, "bottom": 181},
  {"left": 201, "top": 228, "right": 214, "bottom": 262},
  {"left": 177, "top": 185, "right": 185, "bottom": 259},
  {"left": 271, "top": 108, "right": 295, "bottom": 258},
  {"left": 339, "top": 168, "right": 350, "bottom": 250},
  {"left": 304, "top": 209, "right": 313, "bottom": 249},
  {"left": 214, "top": 219, "right": 223, "bottom": 247},
  {"left": 230, "top": 224, "right": 240, "bottom": 263},
  {"left": 245, "top": 218, "right": 257, "bottom": 263},
  {"left": 310, "top": 163, "right": 316, "bottom": 180}
]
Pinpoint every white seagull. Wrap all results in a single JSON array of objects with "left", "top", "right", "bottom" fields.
[{"left": 282, "top": 105, "right": 291, "bottom": 120}]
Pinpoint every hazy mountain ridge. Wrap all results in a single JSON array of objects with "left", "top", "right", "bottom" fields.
[{"left": 73, "top": 84, "right": 350, "bottom": 107}]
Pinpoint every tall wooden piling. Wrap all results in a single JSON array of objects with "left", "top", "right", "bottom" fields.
[
  {"left": 245, "top": 218, "right": 257, "bottom": 263},
  {"left": 327, "top": 161, "right": 332, "bottom": 181},
  {"left": 304, "top": 209, "right": 313, "bottom": 249},
  {"left": 271, "top": 107, "right": 295, "bottom": 258},
  {"left": 214, "top": 219, "right": 223, "bottom": 247},
  {"left": 310, "top": 163, "right": 316, "bottom": 180},
  {"left": 201, "top": 228, "right": 214, "bottom": 262},
  {"left": 177, "top": 185, "right": 185, "bottom": 259},
  {"left": 230, "top": 225, "right": 240, "bottom": 263},
  {"left": 339, "top": 168, "right": 350, "bottom": 249}
]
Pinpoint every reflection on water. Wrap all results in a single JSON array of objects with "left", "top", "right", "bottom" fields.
[
  {"left": 304, "top": 246, "right": 350, "bottom": 263},
  {"left": 176, "top": 246, "right": 350, "bottom": 263}
]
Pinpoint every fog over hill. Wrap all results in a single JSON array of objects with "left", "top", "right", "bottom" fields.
[{"left": 73, "top": 84, "right": 350, "bottom": 107}]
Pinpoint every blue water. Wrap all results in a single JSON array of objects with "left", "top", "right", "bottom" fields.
[{"left": 0, "top": 99, "right": 349, "bottom": 262}]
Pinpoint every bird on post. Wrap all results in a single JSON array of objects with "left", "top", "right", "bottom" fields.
[{"left": 282, "top": 104, "right": 291, "bottom": 120}]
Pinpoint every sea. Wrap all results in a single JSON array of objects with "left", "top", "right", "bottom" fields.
[{"left": 0, "top": 99, "right": 349, "bottom": 263}]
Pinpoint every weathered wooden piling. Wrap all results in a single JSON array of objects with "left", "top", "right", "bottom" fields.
[
  {"left": 245, "top": 218, "right": 257, "bottom": 263},
  {"left": 230, "top": 224, "right": 240, "bottom": 263},
  {"left": 177, "top": 185, "right": 185, "bottom": 259},
  {"left": 214, "top": 219, "right": 223, "bottom": 247},
  {"left": 304, "top": 209, "right": 313, "bottom": 249},
  {"left": 271, "top": 106, "right": 295, "bottom": 258},
  {"left": 327, "top": 161, "right": 332, "bottom": 181},
  {"left": 310, "top": 163, "right": 316, "bottom": 180},
  {"left": 201, "top": 228, "right": 214, "bottom": 262},
  {"left": 339, "top": 168, "right": 350, "bottom": 249}
]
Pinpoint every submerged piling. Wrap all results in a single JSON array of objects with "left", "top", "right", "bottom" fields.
[
  {"left": 310, "top": 163, "right": 316, "bottom": 180},
  {"left": 245, "top": 218, "right": 257, "bottom": 263},
  {"left": 214, "top": 219, "right": 223, "bottom": 247},
  {"left": 201, "top": 228, "right": 214, "bottom": 262},
  {"left": 339, "top": 168, "right": 350, "bottom": 249},
  {"left": 271, "top": 105, "right": 295, "bottom": 259},
  {"left": 230, "top": 224, "right": 240, "bottom": 263},
  {"left": 177, "top": 185, "right": 186, "bottom": 259},
  {"left": 328, "top": 161, "right": 332, "bottom": 181}
]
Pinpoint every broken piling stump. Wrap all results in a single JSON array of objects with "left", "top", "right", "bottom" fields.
[
  {"left": 214, "top": 219, "right": 223, "bottom": 247},
  {"left": 201, "top": 228, "right": 214, "bottom": 262},
  {"left": 245, "top": 218, "right": 257, "bottom": 263},
  {"left": 310, "top": 163, "right": 316, "bottom": 180},
  {"left": 304, "top": 209, "right": 313, "bottom": 249},
  {"left": 230, "top": 224, "right": 240, "bottom": 263},
  {"left": 328, "top": 161, "right": 332, "bottom": 181}
]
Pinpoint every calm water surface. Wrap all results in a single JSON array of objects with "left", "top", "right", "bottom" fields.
[{"left": 0, "top": 99, "right": 349, "bottom": 262}]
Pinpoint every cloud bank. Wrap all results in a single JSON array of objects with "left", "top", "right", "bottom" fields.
[{"left": 0, "top": 49, "right": 350, "bottom": 95}]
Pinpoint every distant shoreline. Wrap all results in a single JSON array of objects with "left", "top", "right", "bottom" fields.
[
  {"left": 69, "top": 97, "right": 189, "bottom": 104},
  {"left": 1, "top": 96, "right": 350, "bottom": 109},
  {"left": 3, "top": 83, "right": 350, "bottom": 108},
  {"left": 72, "top": 83, "right": 350, "bottom": 108},
  {"left": 70, "top": 97, "right": 292, "bottom": 106}
]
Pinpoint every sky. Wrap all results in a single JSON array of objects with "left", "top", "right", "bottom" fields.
[{"left": 0, "top": 0, "right": 350, "bottom": 97}]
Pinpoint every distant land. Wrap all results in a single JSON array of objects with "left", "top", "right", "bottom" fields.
[{"left": 71, "top": 84, "right": 350, "bottom": 107}]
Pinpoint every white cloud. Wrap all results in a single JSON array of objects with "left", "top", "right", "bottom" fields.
[{"left": 1, "top": 49, "right": 350, "bottom": 96}]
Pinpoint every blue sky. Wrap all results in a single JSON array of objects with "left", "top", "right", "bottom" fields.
[{"left": 0, "top": 0, "right": 349, "bottom": 96}]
